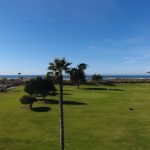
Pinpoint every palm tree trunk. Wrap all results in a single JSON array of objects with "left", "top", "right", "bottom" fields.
[{"left": 59, "top": 75, "right": 65, "bottom": 150}]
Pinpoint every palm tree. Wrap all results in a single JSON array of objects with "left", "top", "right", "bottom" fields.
[
  {"left": 77, "top": 63, "right": 88, "bottom": 88},
  {"left": 78, "top": 63, "right": 88, "bottom": 71},
  {"left": 68, "top": 63, "right": 88, "bottom": 88},
  {"left": 48, "top": 58, "right": 71, "bottom": 150},
  {"left": 18, "top": 72, "right": 21, "bottom": 78}
]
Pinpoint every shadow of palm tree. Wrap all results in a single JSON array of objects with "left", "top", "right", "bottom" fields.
[
  {"left": 63, "top": 90, "right": 72, "bottom": 91},
  {"left": 42, "top": 99, "right": 87, "bottom": 105},
  {"left": 83, "top": 87, "right": 124, "bottom": 91},
  {"left": 32, "top": 107, "right": 51, "bottom": 112}
]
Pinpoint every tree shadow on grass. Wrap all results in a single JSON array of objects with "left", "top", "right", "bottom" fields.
[
  {"left": 63, "top": 93, "right": 72, "bottom": 95},
  {"left": 32, "top": 107, "right": 51, "bottom": 112},
  {"left": 51, "top": 92, "right": 72, "bottom": 96},
  {"left": 83, "top": 87, "right": 124, "bottom": 91},
  {"left": 42, "top": 99, "right": 87, "bottom": 105},
  {"left": 101, "top": 82, "right": 116, "bottom": 86},
  {"left": 63, "top": 90, "right": 72, "bottom": 91},
  {"left": 58, "top": 93, "right": 72, "bottom": 95}
]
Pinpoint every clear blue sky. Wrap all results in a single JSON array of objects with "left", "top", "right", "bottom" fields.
[{"left": 0, "top": 0, "right": 150, "bottom": 75}]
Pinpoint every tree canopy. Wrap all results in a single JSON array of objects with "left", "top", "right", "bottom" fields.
[
  {"left": 68, "top": 63, "right": 88, "bottom": 88},
  {"left": 25, "top": 77, "right": 56, "bottom": 99},
  {"left": 92, "top": 74, "right": 103, "bottom": 83},
  {"left": 20, "top": 95, "right": 37, "bottom": 109},
  {"left": 48, "top": 58, "right": 71, "bottom": 78}
]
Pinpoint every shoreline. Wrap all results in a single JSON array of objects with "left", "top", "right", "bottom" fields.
[{"left": 0, "top": 74, "right": 150, "bottom": 80}]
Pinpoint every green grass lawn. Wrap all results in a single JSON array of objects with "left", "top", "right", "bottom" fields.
[{"left": 1, "top": 83, "right": 150, "bottom": 150}]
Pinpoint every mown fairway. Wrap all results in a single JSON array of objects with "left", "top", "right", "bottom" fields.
[{"left": 1, "top": 83, "right": 150, "bottom": 150}]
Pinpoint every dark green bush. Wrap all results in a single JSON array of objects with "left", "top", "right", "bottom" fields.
[
  {"left": 25, "top": 77, "right": 56, "bottom": 100},
  {"left": 20, "top": 95, "right": 37, "bottom": 109}
]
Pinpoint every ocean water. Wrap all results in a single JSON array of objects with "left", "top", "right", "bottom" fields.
[
  {"left": 0, "top": 75, "right": 150, "bottom": 80},
  {"left": 102, "top": 75, "right": 150, "bottom": 79}
]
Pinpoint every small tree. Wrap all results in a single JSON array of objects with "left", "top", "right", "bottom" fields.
[
  {"left": 20, "top": 95, "right": 37, "bottom": 109},
  {"left": 92, "top": 74, "right": 103, "bottom": 84},
  {"left": 25, "top": 79, "right": 37, "bottom": 96},
  {"left": 68, "top": 63, "right": 88, "bottom": 88},
  {"left": 25, "top": 77, "right": 56, "bottom": 100}
]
